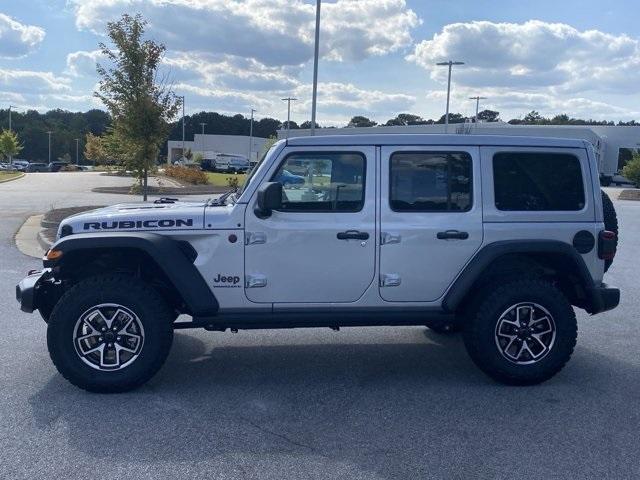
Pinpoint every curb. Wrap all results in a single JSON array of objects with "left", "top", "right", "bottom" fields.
[
  {"left": 0, "top": 172, "right": 25, "bottom": 184},
  {"left": 15, "top": 214, "right": 46, "bottom": 259},
  {"left": 38, "top": 229, "right": 53, "bottom": 250}
]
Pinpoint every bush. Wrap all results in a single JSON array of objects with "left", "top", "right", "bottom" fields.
[
  {"left": 622, "top": 154, "right": 640, "bottom": 187},
  {"left": 226, "top": 176, "right": 240, "bottom": 189},
  {"left": 164, "top": 165, "right": 209, "bottom": 185}
]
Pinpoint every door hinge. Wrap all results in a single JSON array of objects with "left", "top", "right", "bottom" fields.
[
  {"left": 245, "top": 232, "right": 267, "bottom": 245},
  {"left": 381, "top": 232, "right": 402, "bottom": 245},
  {"left": 380, "top": 273, "right": 401, "bottom": 287},
  {"left": 245, "top": 274, "right": 267, "bottom": 288}
]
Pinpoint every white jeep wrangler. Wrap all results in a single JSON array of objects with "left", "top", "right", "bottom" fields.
[{"left": 17, "top": 134, "right": 620, "bottom": 392}]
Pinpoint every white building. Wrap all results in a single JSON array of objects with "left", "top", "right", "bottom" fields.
[
  {"left": 278, "top": 122, "right": 640, "bottom": 180},
  {"left": 167, "top": 134, "right": 268, "bottom": 164}
]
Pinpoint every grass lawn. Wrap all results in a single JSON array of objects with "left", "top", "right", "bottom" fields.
[
  {"left": 0, "top": 171, "right": 22, "bottom": 182},
  {"left": 205, "top": 171, "right": 247, "bottom": 187}
]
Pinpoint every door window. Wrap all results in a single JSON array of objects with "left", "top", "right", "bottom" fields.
[
  {"left": 389, "top": 152, "right": 472, "bottom": 212},
  {"left": 493, "top": 152, "right": 585, "bottom": 211},
  {"left": 271, "top": 152, "right": 366, "bottom": 212}
]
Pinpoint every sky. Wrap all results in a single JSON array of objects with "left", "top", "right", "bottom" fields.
[{"left": 0, "top": 0, "right": 639, "bottom": 126}]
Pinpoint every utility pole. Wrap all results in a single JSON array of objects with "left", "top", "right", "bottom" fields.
[
  {"left": 74, "top": 138, "right": 79, "bottom": 165},
  {"left": 436, "top": 61, "right": 465, "bottom": 133},
  {"left": 469, "top": 96, "right": 488, "bottom": 124},
  {"left": 46, "top": 131, "right": 52, "bottom": 165},
  {"left": 281, "top": 97, "right": 297, "bottom": 139},
  {"left": 248, "top": 108, "right": 256, "bottom": 163},
  {"left": 310, "top": 0, "right": 321, "bottom": 136},
  {"left": 199, "top": 122, "right": 207, "bottom": 157}
]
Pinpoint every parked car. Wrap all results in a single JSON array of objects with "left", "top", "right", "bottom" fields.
[
  {"left": 200, "top": 158, "right": 216, "bottom": 172},
  {"left": 276, "top": 169, "right": 305, "bottom": 186},
  {"left": 48, "top": 161, "right": 69, "bottom": 172},
  {"left": 11, "top": 160, "right": 29, "bottom": 171},
  {"left": 212, "top": 154, "right": 250, "bottom": 173},
  {"left": 26, "top": 162, "right": 48, "bottom": 172},
  {"left": 16, "top": 134, "right": 620, "bottom": 392}
]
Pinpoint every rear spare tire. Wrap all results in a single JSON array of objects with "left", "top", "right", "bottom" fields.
[{"left": 601, "top": 190, "right": 618, "bottom": 272}]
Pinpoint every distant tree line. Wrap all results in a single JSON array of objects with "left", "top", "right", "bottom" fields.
[{"left": 2, "top": 107, "right": 638, "bottom": 162}]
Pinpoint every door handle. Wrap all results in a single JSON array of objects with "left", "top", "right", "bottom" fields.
[
  {"left": 337, "top": 230, "right": 370, "bottom": 241},
  {"left": 437, "top": 230, "right": 469, "bottom": 240}
]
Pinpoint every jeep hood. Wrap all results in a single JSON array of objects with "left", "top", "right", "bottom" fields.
[{"left": 58, "top": 200, "right": 228, "bottom": 237}]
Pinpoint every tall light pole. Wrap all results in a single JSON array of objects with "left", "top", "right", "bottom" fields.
[
  {"left": 179, "top": 95, "right": 185, "bottom": 162},
  {"left": 74, "top": 138, "right": 79, "bottom": 165},
  {"left": 436, "top": 61, "right": 465, "bottom": 133},
  {"left": 8, "top": 105, "right": 15, "bottom": 131},
  {"left": 199, "top": 122, "right": 206, "bottom": 156},
  {"left": 281, "top": 97, "right": 297, "bottom": 139},
  {"left": 8, "top": 105, "right": 15, "bottom": 164},
  {"left": 310, "top": 0, "right": 321, "bottom": 136},
  {"left": 469, "top": 96, "right": 488, "bottom": 124},
  {"left": 248, "top": 108, "right": 256, "bottom": 163},
  {"left": 46, "top": 131, "right": 52, "bottom": 165}
]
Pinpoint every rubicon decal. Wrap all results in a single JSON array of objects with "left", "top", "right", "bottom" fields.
[{"left": 83, "top": 219, "right": 194, "bottom": 230}]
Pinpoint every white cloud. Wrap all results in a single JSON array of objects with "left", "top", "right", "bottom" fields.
[
  {"left": 66, "top": 50, "right": 104, "bottom": 77},
  {"left": 0, "top": 13, "right": 45, "bottom": 58},
  {"left": 409, "top": 20, "right": 640, "bottom": 94},
  {"left": 0, "top": 69, "right": 71, "bottom": 94},
  {"left": 71, "top": 0, "right": 418, "bottom": 66}
]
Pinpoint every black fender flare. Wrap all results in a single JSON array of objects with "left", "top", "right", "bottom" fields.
[
  {"left": 442, "top": 240, "right": 598, "bottom": 313},
  {"left": 45, "top": 232, "right": 218, "bottom": 316}
]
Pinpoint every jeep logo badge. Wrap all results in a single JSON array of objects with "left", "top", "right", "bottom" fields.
[{"left": 213, "top": 274, "right": 241, "bottom": 288}]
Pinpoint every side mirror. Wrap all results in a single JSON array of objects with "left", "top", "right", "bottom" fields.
[{"left": 254, "top": 182, "right": 282, "bottom": 218}]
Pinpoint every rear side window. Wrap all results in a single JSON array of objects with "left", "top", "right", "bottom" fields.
[
  {"left": 390, "top": 152, "right": 472, "bottom": 212},
  {"left": 493, "top": 152, "right": 585, "bottom": 211}
]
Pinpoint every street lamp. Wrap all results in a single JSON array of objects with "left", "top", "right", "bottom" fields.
[
  {"left": 46, "top": 131, "right": 52, "bottom": 165},
  {"left": 436, "top": 61, "right": 465, "bottom": 133},
  {"left": 8, "top": 105, "right": 15, "bottom": 165},
  {"left": 74, "top": 138, "right": 79, "bottom": 165},
  {"left": 199, "top": 122, "right": 206, "bottom": 156},
  {"left": 469, "top": 96, "right": 488, "bottom": 124},
  {"left": 248, "top": 108, "right": 256, "bottom": 163},
  {"left": 178, "top": 95, "right": 185, "bottom": 162},
  {"left": 310, "top": 0, "right": 321, "bottom": 136},
  {"left": 281, "top": 97, "right": 297, "bottom": 139},
  {"left": 8, "top": 105, "right": 15, "bottom": 131}
]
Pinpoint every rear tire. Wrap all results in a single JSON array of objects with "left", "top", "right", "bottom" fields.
[
  {"left": 47, "top": 275, "right": 174, "bottom": 393},
  {"left": 463, "top": 279, "right": 577, "bottom": 385},
  {"left": 601, "top": 190, "right": 618, "bottom": 272}
]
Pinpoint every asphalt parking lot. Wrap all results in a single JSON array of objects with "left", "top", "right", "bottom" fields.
[{"left": 1, "top": 175, "right": 639, "bottom": 479}]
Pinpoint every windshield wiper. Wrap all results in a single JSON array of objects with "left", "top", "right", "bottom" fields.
[{"left": 207, "top": 188, "right": 237, "bottom": 206}]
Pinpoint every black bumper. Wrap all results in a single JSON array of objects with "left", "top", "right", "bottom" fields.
[
  {"left": 588, "top": 283, "right": 620, "bottom": 314},
  {"left": 15, "top": 270, "right": 46, "bottom": 313}
]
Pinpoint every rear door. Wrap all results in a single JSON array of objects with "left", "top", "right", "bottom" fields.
[{"left": 379, "top": 146, "right": 483, "bottom": 302}]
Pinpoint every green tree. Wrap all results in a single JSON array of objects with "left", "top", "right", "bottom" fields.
[
  {"left": 84, "top": 132, "right": 109, "bottom": 166},
  {"left": 622, "top": 152, "right": 640, "bottom": 187},
  {"left": 0, "top": 129, "right": 23, "bottom": 163},
  {"left": 477, "top": 110, "right": 500, "bottom": 122},
  {"left": 95, "top": 14, "right": 181, "bottom": 200},
  {"left": 348, "top": 116, "right": 377, "bottom": 128}
]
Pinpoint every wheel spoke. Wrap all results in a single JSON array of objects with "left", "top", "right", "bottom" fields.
[
  {"left": 73, "top": 304, "right": 145, "bottom": 371},
  {"left": 495, "top": 302, "right": 556, "bottom": 365}
]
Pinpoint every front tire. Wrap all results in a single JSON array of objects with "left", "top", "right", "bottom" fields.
[
  {"left": 463, "top": 279, "right": 577, "bottom": 385},
  {"left": 47, "top": 275, "right": 174, "bottom": 393}
]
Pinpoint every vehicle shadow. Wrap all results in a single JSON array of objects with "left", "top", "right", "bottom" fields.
[{"left": 28, "top": 329, "right": 640, "bottom": 479}]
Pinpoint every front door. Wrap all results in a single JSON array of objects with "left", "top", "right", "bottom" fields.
[
  {"left": 244, "top": 146, "right": 376, "bottom": 304},
  {"left": 379, "top": 146, "right": 483, "bottom": 302}
]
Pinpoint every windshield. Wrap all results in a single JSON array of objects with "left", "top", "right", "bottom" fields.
[{"left": 240, "top": 142, "right": 280, "bottom": 195}]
